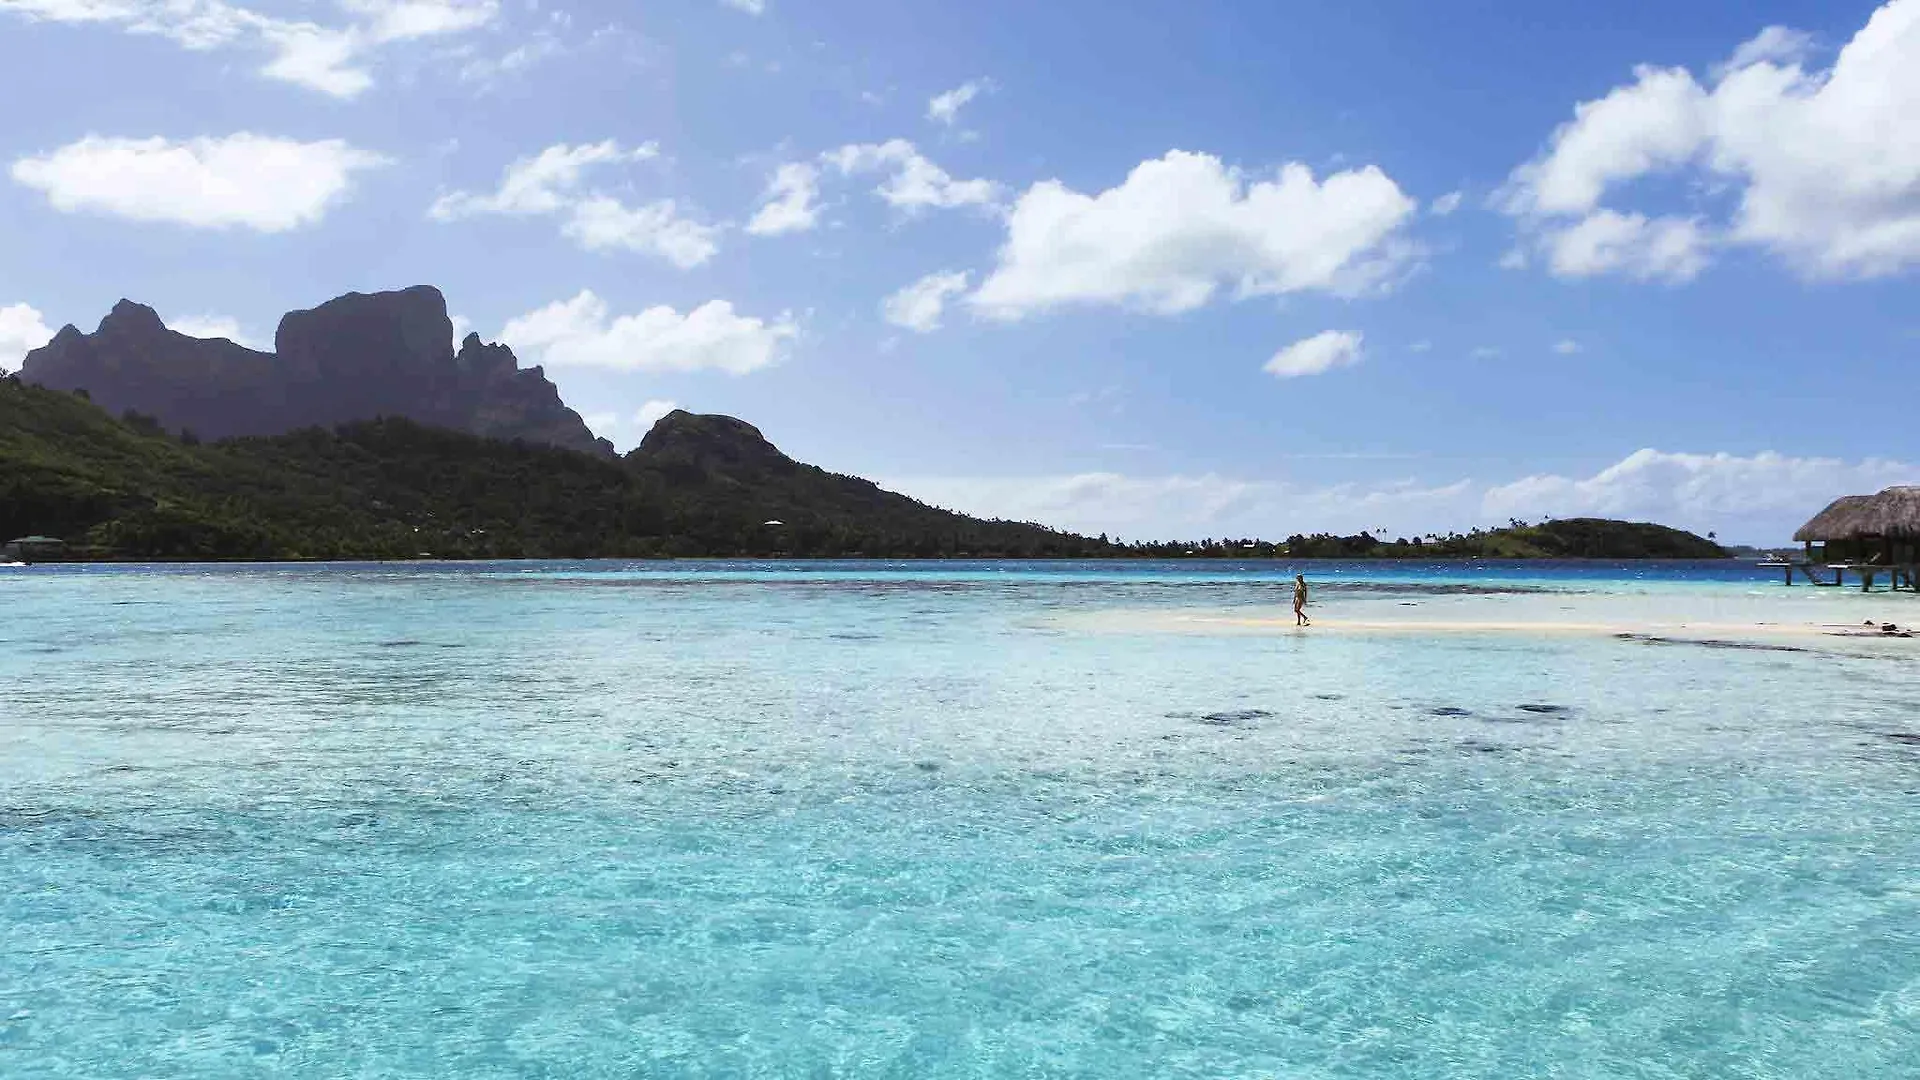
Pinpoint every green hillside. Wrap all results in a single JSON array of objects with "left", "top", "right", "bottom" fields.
[{"left": 0, "top": 377, "right": 1113, "bottom": 559}]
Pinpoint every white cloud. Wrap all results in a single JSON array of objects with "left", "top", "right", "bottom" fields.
[
  {"left": 1541, "top": 210, "right": 1708, "bottom": 281},
  {"left": 969, "top": 150, "right": 1418, "bottom": 319},
  {"left": 167, "top": 313, "right": 259, "bottom": 348},
  {"left": 882, "top": 270, "right": 970, "bottom": 333},
  {"left": 430, "top": 140, "right": 651, "bottom": 218},
  {"left": 1721, "top": 25, "right": 1814, "bottom": 73},
  {"left": 884, "top": 448, "right": 1920, "bottom": 543},
  {"left": 745, "top": 162, "right": 820, "bottom": 236},
  {"left": 450, "top": 313, "right": 472, "bottom": 348},
  {"left": 1429, "top": 190, "right": 1463, "bottom": 216},
  {"left": 718, "top": 0, "right": 764, "bottom": 13},
  {"left": 1553, "top": 338, "right": 1581, "bottom": 355},
  {"left": 635, "top": 399, "right": 679, "bottom": 431},
  {"left": 1483, "top": 449, "right": 1920, "bottom": 540},
  {"left": 1470, "top": 345, "right": 1502, "bottom": 359},
  {"left": 342, "top": 0, "right": 498, "bottom": 43},
  {"left": 1408, "top": 339, "right": 1433, "bottom": 353},
  {"left": 927, "top": 78, "right": 988, "bottom": 125},
  {"left": 582, "top": 410, "right": 617, "bottom": 435},
  {"left": 881, "top": 472, "right": 1475, "bottom": 542},
  {"left": 1263, "top": 329, "right": 1363, "bottom": 378},
  {"left": 1501, "top": 65, "right": 1709, "bottom": 219},
  {"left": 561, "top": 196, "right": 719, "bottom": 267},
  {"left": 1502, "top": 1, "right": 1920, "bottom": 279},
  {"left": 0, "top": 302, "right": 54, "bottom": 372},
  {"left": 0, "top": 0, "right": 500, "bottom": 97},
  {"left": 430, "top": 141, "right": 713, "bottom": 266},
  {"left": 501, "top": 290, "right": 797, "bottom": 374},
  {"left": 457, "top": 33, "right": 563, "bottom": 84},
  {"left": 823, "top": 139, "right": 999, "bottom": 213},
  {"left": 255, "top": 23, "right": 369, "bottom": 97},
  {"left": 11, "top": 134, "right": 386, "bottom": 231}
]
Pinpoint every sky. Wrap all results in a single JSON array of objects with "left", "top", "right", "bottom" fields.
[{"left": 2, "top": 0, "right": 1918, "bottom": 544}]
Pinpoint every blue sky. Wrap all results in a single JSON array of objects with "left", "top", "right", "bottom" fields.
[{"left": 2, "top": 0, "right": 1917, "bottom": 543}]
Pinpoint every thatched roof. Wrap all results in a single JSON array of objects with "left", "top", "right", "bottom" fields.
[{"left": 1794, "top": 487, "right": 1920, "bottom": 541}]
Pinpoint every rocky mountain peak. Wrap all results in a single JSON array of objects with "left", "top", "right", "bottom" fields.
[
  {"left": 20, "top": 285, "right": 612, "bottom": 458},
  {"left": 636, "top": 410, "right": 796, "bottom": 477},
  {"left": 100, "top": 299, "right": 166, "bottom": 336}
]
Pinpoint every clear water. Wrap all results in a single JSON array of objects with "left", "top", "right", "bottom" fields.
[{"left": 2, "top": 560, "right": 1917, "bottom": 1077}]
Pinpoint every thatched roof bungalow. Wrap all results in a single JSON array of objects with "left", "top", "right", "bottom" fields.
[
  {"left": 1, "top": 535, "right": 64, "bottom": 562},
  {"left": 1793, "top": 486, "right": 1920, "bottom": 564},
  {"left": 1794, "top": 495, "right": 1876, "bottom": 543}
]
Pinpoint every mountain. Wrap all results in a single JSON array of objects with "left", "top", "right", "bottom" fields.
[
  {"left": 18, "top": 286, "right": 612, "bottom": 458},
  {"left": 0, "top": 377, "right": 1115, "bottom": 559}
]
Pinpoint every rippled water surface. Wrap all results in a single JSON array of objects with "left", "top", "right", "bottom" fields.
[{"left": 2, "top": 560, "right": 1917, "bottom": 1077}]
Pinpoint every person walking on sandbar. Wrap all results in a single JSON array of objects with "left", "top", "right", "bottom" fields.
[{"left": 1293, "top": 573, "right": 1310, "bottom": 626}]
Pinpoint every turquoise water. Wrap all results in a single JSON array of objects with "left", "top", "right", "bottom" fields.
[{"left": 2, "top": 560, "right": 1917, "bottom": 1077}]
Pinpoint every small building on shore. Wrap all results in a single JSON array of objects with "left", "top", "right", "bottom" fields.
[
  {"left": 1789, "top": 487, "right": 1920, "bottom": 589},
  {"left": 2, "top": 535, "right": 66, "bottom": 563}
]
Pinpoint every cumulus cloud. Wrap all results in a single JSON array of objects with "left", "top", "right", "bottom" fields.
[
  {"left": 823, "top": 139, "right": 999, "bottom": 213},
  {"left": 1553, "top": 338, "right": 1581, "bottom": 355},
  {"left": 881, "top": 472, "right": 1475, "bottom": 543},
  {"left": 968, "top": 150, "right": 1418, "bottom": 319},
  {"left": 341, "top": 0, "right": 497, "bottom": 43},
  {"left": 635, "top": 399, "right": 680, "bottom": 432},
  {"left": 745, "top": 162, "right": 820, "bottom": 236},
  {"left": 718, "top": 0, "right": 764, "bottom": 13},
  {"left": 430, "top": 141, "right": 653, "bottom": 218},
  {"left": 1720, "top": 25, "right": 1814, "bottom": 73},
  {"left": 11, "top": 133, "right": 386, "bottom": 231},
  {"left": 1264, "top": 330, "right": 1363, "bottom": 378},
  {"left": 430, "top": 141, "right": 714, "bottom": 267},
  {"left": 561, "top": 196, "right": 719, "bottom": 267},
  {"left": 927, "top": 79, "right": 988, "bottom": 125},
  {"left": 884, "top": 449, "right": 1920, "bottom": 543},
  {"left": 882, "top": 270, "right": 970, "bottom": 333},
  {"left": 0, "top": 0, "right": 500, "bottom": 97},
  {"left": 456, "top": 32, "right": 564, "bottom": 86},
  {"left": 501, "top": 290, "right": 797, "bottom": 374},
  {"left": 1502, "top": 1, "right": 1920, "bottom": 280},
  {"left": 0, "top": 302, "right": 54, "bottom": 372},
  {"left": 1541, "top": 210, "right": 1707, "bottom": 281},
  {"left": 1429, "top": 190, "right": 1464, "bottom": 216},
  {"left": 1482, "top": 449, "right": 1920, "bottom": 538}
]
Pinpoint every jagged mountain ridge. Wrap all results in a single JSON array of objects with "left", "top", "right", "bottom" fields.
[{"left": 18, "top": 286, "right": 612, "bottom": 458}]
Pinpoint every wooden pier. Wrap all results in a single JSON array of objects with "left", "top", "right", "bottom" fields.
[{"left": 1760, "top": 560, "right": 1920, "bottom": 591}]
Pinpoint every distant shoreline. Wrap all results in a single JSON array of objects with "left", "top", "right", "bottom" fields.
[{"left": 10, "top": 553, "right": 1751, "bottom": 566}]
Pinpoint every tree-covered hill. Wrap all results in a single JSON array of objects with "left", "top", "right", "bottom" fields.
[
  {"left": 0, "top": 378, "right": 1114, "bottom": 559},
  {"left": 1130, "top": 520, "right": 1727, "bottom": 559}
]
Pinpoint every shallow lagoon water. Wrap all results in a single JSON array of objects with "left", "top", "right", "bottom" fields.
[{"left": 2, "top": 560, "right": 1917, "bottom": 1077}]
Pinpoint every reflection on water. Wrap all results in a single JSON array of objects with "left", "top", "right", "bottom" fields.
[{"left": 1, "top": 561, "right": 1916, "bottom": 1077}]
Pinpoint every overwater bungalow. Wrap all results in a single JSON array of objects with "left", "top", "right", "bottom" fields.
[
  {"left": 1, "top": 535, "right": 65, "bottom": 563},
  {"left": 1783, "top": 487, "right": 1920, "bottom": 590}
]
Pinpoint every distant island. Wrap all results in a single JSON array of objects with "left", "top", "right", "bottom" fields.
[{"left": 1, "top": 285, "right": 1730, "bottom": 563}]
